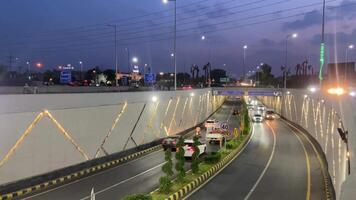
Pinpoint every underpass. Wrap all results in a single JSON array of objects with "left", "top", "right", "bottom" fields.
[
  {"left": 0, "top": 87, "right": 354, "bottom": 199},
  {"left": 188, "top": 116, "right": 326, "bottom": 200},
  {"left": 18, "top": 99, "right": 239, "bottom": 200}
]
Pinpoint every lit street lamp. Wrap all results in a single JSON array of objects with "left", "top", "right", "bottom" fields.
[
  {"left": 201, "top": 35, "right": 212, "bottom": 87},
  {"left": 162, "top": 0, "right": 177, "bottom": 90},
  {"left": 36, "top": 62, "right": 43, "bottom": 68},
  {"left": 79, "top": 61, "right": 83, "bottom": 80},
  {"left": 284, "top": 33, "right": 298, "bottom": 89},
  {"left": 243, "top": 45, "right": 248, "bottom": 80},
  {"left": 26, "top": 61, "right": 31, "bottom": 80},
  {"left": 132, "top": 57, "right": 138, "bottom": 64}
]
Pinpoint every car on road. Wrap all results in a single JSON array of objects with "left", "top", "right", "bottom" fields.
[
  {"left": 232, "top": 109, "right": 239, "bottom": 115},
  {"left": 162, "top": 135, "right": 182, "bottom": 151},
  {"left": 265, "top": 110, "right": 275, "bottom": 120},
  {"left": 252, "top": 114, "right": 264, "bottom": 122},
  {"left": 183, "top": 139, "right": 207, "bottom": 157}
]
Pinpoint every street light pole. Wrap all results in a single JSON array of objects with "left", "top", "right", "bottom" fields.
[
  {"left": 107, "top": 24, "right": 119, "bottom": 87},
  {"left": 125, "top": 47, "right": 131, "bottom": 72},
  {"left": 163, "top": 0, "right": 177, "bottom": 90},
  {"left": 243, "top": 45, "right": 247, "bottom": 80},
  {"left": 319, "top": 0, "right": 326, "bottom": 84},
  {"left": 79, "top": 61, "right": 83, "bottom": 80},
  {"left": 26, "top": 61, "right": 31, "bottom": 81},
  {"left": 173, "top": 0, "right": 177, "bottom": 90},
  {"left": 284, "top": 33, "right": 298, "bottom": 89}
]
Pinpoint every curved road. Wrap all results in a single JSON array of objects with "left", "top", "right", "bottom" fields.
[
  {"left": 20, "top": 100, "right": 237, "bottom": 200},
  {"left": 187, "top": 117, "right": 326, "bottom": 200}
]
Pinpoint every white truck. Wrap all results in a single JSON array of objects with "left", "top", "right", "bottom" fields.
[{"left": 205, "top": 119, "right": 225, "bottom": 144}]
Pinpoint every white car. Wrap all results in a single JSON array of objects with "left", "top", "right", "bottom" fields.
[
  {"left": 183, "top": 139, "right": 207, "bottom": 157},
  {"left": 252, "top": 114, "right": 264, "bottom": 122},
  {"left": 265, "top": 110, "right": 276, "bottom": 120}
]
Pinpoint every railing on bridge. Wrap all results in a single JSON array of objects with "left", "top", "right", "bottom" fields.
[{"left": 212, "top": 87, "right": 282, "bottom": 96}]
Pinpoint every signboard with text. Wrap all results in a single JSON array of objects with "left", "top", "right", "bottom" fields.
[
  {"left": 60, "top": 71, "right": 72, "bottom": 84},
  {"left": 144, "top": 73, "right": 156, "bottom": 84}
]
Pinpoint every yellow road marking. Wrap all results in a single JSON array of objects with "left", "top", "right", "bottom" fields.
[
  {"left": 289, "top": 124, "right": 311, "bottom": 200},
  {"left": 282, "top": 119, "right": 330, "bottom": 199}
]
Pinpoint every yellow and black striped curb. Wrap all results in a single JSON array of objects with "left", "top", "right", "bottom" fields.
[
  {"left": 281, "top": 118, "right": 334, "bottom": 200},
  {"left": 165, "top": 132, "right": 252, "bottom": 200},
  {"left": 0, "top": 145, "right": 162, "bottom": 200}
]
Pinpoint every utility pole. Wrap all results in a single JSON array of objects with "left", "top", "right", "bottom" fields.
[
  {"left": 173, "top": 0, "right": 177, "bottom": 90},
  {"left": 243, "top": 45, "right": 247, "bottom": 80},
  {"left": 319, "top": 0, "right": 326, "bottom": 85},
  {"left": 163, "top": 0, "right": 177, "bottom": 90},
  {"left": 126, "top": 47, "right": 131, "bottom": 72},
  {"left": 8, "top": 53, "right": 15, "bottom": 71},
  {"left": 107, "top": 24, "right": 119, "bottom": 87}
]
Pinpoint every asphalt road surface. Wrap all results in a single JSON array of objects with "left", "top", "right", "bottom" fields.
[
  {"left": 22, "top": 100, "right": 239, "bottom": 200},
  {"left": 188, "top": 117, "right": 326, "bottom": 200}
]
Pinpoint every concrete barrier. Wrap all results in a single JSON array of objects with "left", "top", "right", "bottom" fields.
[
  {"left": 0, "top": 89, "right": 225, "bottom": 186},
  {"left": 259, "top": 89, "right": 356, "bottom": 199}
]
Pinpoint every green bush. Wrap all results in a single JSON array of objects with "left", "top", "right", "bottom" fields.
[
  {"left": 162, "top": 150, "right": 173, "bottom": 177},
  {"left": 122, "top": 194, "right": 152, "bottom": 200},
  {"left": 204, "top": 152, "right": 221, "bottom": 164},
  {"left": 159, "top": 176, "right": 172, "bottom": 193},
  {"left": 191, "top": 136, "right": 200, "bottom": 174},
  {"left": 175, "top": 137, "right": 185, "bottom": 182},
  {"left": 226, "top": 140, "right": 239, "bottom": 149}
]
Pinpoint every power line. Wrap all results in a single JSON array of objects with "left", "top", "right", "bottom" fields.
[
  {"left": 1, "top": 0, "right": 236, "bottom": 39},
  {"left": 0, "top": 0, "right": 268, "bottom": 46},
  {"left": 10, "top": 0, "right": 343, "bottom": 53},
  {"left": 0, "top": 0, "right": 304, "bottom": 49},
  {"left": 1, "top": 0, "right": 351, "bottom": 57}
]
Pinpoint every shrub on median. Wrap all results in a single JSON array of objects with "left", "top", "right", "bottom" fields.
[
  {"left": 159, "top": 176, "right": 172, "bottom": 193},
  {"left": 204, "top": 152, "right": 222, "bottom": 164},
  {"left": 122, "top": 194, "right": 152, "bottom": 200},
  {"left": 226, "top": 139, "right": 240, "bottom": 150}
]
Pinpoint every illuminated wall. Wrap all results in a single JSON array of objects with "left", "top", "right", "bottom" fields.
[
  {"left": 260, "top": 89, "right": 356, "bottom": 199},
  {"left": 0, "top": 89, "right": 225, "bottom": 185}
]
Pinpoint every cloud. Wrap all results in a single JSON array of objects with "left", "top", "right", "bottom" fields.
[
  {"left": 310, "top": 29, "right": 356, "bottom": 45},
  {"left": 282, "top": 0, "right": 356, "bottom": 31},
  {"left": 204, "top": 2, "right": 234, "bottom": 19},
  {"left": 282, "top": 10, "right": 321, "bottom": 31},
  {"left": 327, "top": 0, "right": 356, "bottom": 20},
  {"left": 259, "top": 38, "right": 279, "bottom": 47}
]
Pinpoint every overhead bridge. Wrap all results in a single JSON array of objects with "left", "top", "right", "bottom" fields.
[{"left": 212, "top": 87, "right": 282, "bottom": 96}]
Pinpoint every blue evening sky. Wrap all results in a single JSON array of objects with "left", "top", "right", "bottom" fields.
[{"left": 0, "top": 0, "right": 355, "bottom": 77}]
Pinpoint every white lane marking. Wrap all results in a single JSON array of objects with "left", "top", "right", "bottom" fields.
[
  {"left": 226, "top": 107, "right": 234, "bottom": 122},
  {"left": 23, "top": 150, "right": 163, "bottom": 199},
  {"left": 184, "top": 125, "right": 255, "bottom": 200},
  {"left": 79, "top": 163, "right": 165, "bottom": 200},
  {"left": 244, "top": 122, "right": 277, "bottom": 200}
]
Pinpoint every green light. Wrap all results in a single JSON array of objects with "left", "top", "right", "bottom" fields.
[{"left": 319, "top": 43, "right": 325, "bottom": 80}]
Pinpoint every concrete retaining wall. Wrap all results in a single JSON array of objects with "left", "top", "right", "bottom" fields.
[
  {"left": 259, "top": 89, "right": 356, "bottom": 200},
  {"left": 0, "top": 89, "right": 225, "bottom": 185}
]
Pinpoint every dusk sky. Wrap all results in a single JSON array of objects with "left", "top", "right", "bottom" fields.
[{"left": 0, "top": 0, "right": 356, "bottom": 78}]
